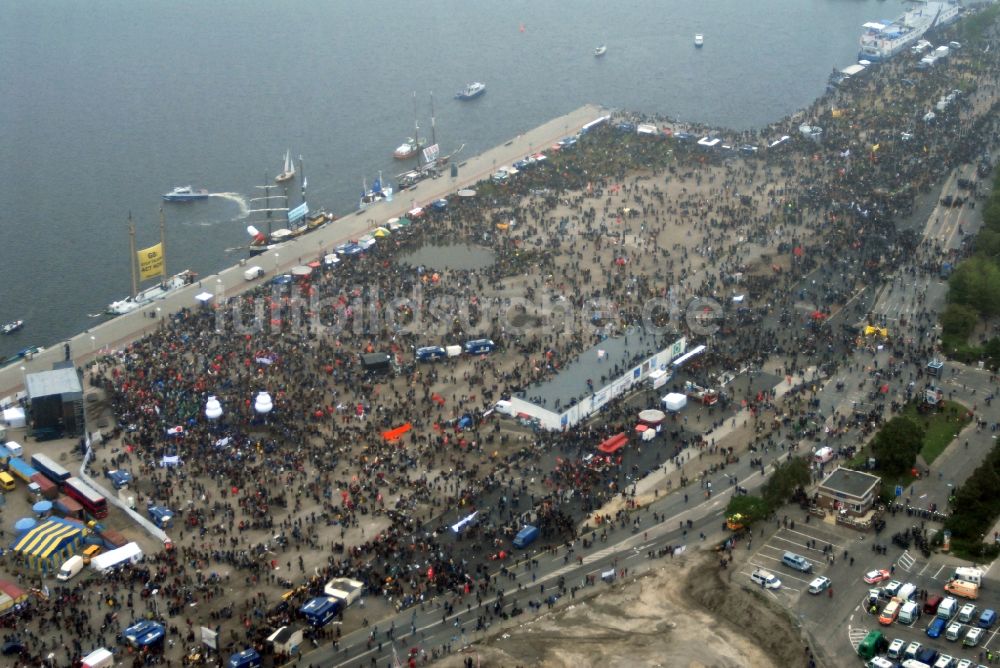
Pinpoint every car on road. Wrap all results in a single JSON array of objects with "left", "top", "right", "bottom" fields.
[
  {"left": 808, "top": 576, "right": 832, "bottom": 594},
  {"left": 864, "top": 569, "right": 891, "bottom": 584},
  {"left": 750, "top": 569, "right": 781, "bottom": 589},
  {"left": 963, "top": 627, "right": 983, "bottom": 647}
]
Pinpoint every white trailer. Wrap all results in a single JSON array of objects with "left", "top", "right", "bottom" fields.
[{"left": 90, "top": 542, "right": 143, "bottom": 574}]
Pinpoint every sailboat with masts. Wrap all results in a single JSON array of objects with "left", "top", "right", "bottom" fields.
[
  {"left": 247, "top": 158, "right": 333, "bottom": 255},
  {"left": 275, "top": 150, "right": 296, "bottom": 183},
  {"left": 106, "top": 210, "right": 195, "bottom": 316}
]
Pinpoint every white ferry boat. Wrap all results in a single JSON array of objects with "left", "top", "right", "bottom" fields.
[{"left": 858, "top": 2, "right": 961, "bottom": 62}]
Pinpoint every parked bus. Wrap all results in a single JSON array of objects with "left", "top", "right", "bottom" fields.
[
  {"left": 63, "top": 477, "right": 108, "bottom": 519},
  {"left": 30, "top": 453, "right": 71, "bottom": 484}
]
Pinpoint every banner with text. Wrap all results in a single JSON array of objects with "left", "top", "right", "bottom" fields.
[{"left": 137, "top": 242, "right": 165, "bottom": 281}]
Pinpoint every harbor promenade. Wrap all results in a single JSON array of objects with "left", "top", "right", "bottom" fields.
[{"left": 0, "top": 103, "right": 606, "bottom": 399}]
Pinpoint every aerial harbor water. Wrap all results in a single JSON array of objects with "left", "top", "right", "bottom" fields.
[{"left": 0, "top": 0, "right": 911, "bottom": 359}]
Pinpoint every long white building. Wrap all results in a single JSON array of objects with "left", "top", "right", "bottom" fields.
[{"left": 508, "top": 328, "right": 688, "bottom": 430}]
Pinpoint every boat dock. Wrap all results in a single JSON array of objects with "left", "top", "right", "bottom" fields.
[{"left": 0, "top": 104, "right": 606, "bottom": 398}]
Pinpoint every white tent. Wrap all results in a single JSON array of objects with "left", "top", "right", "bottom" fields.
[
  {"left": 2, "top": 407, "right": 25, "bottom": 428},
  {"left": 661, "top": 393, "right": 687, "bottom": 412}
]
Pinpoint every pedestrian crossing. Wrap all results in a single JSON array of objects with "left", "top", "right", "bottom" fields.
[{"left": 896, "top": 550, "right": 916, "bottom": 572}]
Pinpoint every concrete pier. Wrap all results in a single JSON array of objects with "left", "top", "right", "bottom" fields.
[{"left": 0, "top": 104, "right": 606, "bottom": 398}]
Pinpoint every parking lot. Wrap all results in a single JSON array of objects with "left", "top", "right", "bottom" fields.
[
  {"left": 738, "top": 512, "right": 1000, "bottom": 666},
  {"left": 845, "top": 551, "right": 1000, "bottom": 666}
]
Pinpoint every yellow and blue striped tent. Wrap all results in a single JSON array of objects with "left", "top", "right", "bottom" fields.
[{"left": 12, "top": 518, "right": 85, "bottom": 573}]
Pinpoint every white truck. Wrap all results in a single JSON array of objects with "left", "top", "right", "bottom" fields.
[
  {"left": 90, "top": 541, "right": 143, "bottom": 574},
  {"left": 243, "top": 265, "right": 264, "bottom": 281},
  {"left": 57, "top": 555, "right": 85, "bottom": 581},
  {"left": 323, "top": 577, "right": 364, "bottom": 606}
]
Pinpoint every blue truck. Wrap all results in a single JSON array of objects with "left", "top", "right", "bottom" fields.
[
  {"left": 463, "top": 338, "right": 496, "bottom": 355},
  {"left": 300, "top": 596, "right": 342, "bottom": 627},
  {"left": 513, "top": 525, "right": 540, "bottom": 549},
  {"left": 147, "top": 505, "right": 174, "bottom": 528},
  {"left": 122, "top": 620, "right": 165, "bottom": 649},
  {"left": 227, "top": 649, "right": 261, "bottom": 668},
  {"left": 106, "top": 469, "right": 133, "bottom": 489},
  {"left": 7, "top": 457, "right": 40, "bottom": 484}
]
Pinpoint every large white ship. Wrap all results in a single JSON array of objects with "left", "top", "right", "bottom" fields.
[{"left": 859, "top": 2, "right": 962, "bottom": 62}]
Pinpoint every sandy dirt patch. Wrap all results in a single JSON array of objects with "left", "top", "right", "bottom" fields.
[{"left": 429, "top": 551, "right": 807, "bottom": 668}]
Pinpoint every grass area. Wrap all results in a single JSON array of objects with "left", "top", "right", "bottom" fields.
[{"left": 900, "top": 400, "right": 971, "bottom": 464}]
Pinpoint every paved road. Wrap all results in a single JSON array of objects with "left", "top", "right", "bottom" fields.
[
  {"left": 0, "top": 104, "right": 606, "bottom": 399},
  {"left": 295, "top": 440, "right": 794, "bottom": 667}
]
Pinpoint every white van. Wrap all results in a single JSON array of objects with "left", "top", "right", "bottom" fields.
[
  {"left": 868, "top": 658, "right": 895, "bottom": 668},
  {"left": 954, "top": 567, "right": 983, "bottom": 586},
  {"left": 812, "top": 446, "right": 833, "bottom": 464},
  {"left": 899, "top": 600, "right": 920, "bottom": 625},
  {"left": 897, "top": 582, "right": 917, "bottom": 601},
  {"left": 782, "top": 552, "right": 812, "bottom": 573},
  {"left": 751, "top": 569, "right": 782, "bottom": 589},
  {"left": 937, "top": 596, "right": 958, "bottom": 619},
  {"left": 5, "top": 441, "right": 23, "bottom": 457},
  {"left": 243, "top": 266, "right": 264, "bottom": 281},
  {"left": 57, "top": 555, "right": 84, "bottom": 581},
  {"left": 945, "top": 621, "right": 963, "bottom": 641}
]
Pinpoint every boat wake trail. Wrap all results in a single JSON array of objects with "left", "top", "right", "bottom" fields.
[{"left": 210, "top": 192, "right": 250, "bottom": 218}]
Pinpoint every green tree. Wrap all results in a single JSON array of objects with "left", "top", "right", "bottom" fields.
[
  {"left": 761, "top": 457, "right": 811, "bottom": 509},
  {"left": 975, "top": 229, "right": 1000, "bottom": 260},
  {"left": 940, "top": 303, "right": 980, "bottom": 344},
  {"left": 949, "top": 258, "right": 1000, "bottom": 317},
  {"left": 725, "top": 495, "right": 772, "bottom": 526},
  {"left": 870, "top": 416, "right": 925, "bottom": 475}
]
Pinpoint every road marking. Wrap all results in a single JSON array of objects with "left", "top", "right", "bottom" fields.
[
  {"left": 932, "top": 563, "right": 947, "bottom": 580},
  {"left": 898, "top": 551, "right": 916, "bottom": 572},
  {"left": 848, "top": 625, "right": 869, "bottom": 650}
]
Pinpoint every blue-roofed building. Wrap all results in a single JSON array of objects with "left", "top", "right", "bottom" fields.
[{"left": 507, "top": 329, "right": 688, "bottom": 430}]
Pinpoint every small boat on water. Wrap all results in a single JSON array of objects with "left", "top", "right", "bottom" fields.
[
  {"left": 694, "top": 34, "right": 704, "bottom": 47},
  {"left": 3, "top": 345, "right": 43, "bottom": 365},
  {"left": 1, "top": 320, "right": 24, "bottom": 335},
  {"left": 162, "top": 186, "right": 209, "bottom": 202},
  {"left": 455, "top": 82, "right": 486, "bottom": 100},
  {"left": 393, "top": 136, "right": 427, "bottom": 160},
  {"left": 275, "top": 150, "right": 295, "bottom": 183},
  {"left": 359, "top": 173, "right": 393, "bottom": 210},
  {"left": 594, "top": 45, "right": 607, "bottom": 57}
]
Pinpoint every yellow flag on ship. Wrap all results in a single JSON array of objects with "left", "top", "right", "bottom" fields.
[{"left": 137, "top": 242, "right": 165, "bottom": 280}]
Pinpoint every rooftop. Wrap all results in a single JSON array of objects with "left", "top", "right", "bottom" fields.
[
  {"left": 515, "top": 327, "right": 673, "bottom": 412},
  {"left": 25, "top": 367, "right": 82, "bottom": 400},
  {"left": 818, "top": 467, "right": 881, "bottom": 499}
]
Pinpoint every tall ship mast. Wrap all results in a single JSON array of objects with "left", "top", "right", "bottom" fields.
[{"left": 106, "top": 209, "right": 194, "bottom": 316}]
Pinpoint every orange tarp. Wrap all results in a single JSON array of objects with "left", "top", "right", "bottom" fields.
[{"left": 382, "top": 423, "right": 412, "bottom": 441}]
